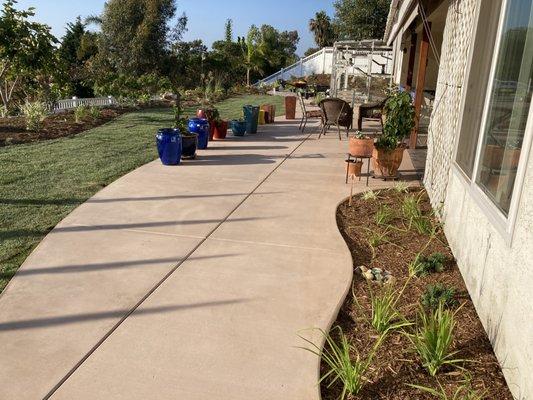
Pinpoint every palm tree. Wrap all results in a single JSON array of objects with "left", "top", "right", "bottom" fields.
[{"left": 309, "top": 11, "right": 335, "bottom": 48}]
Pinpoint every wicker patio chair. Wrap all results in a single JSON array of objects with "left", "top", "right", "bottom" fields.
[
  {"left": 357, "top": 97, "right": 388, "bottom": 131},
  {"left": 318, "top": 98, "right": 353, "bottom": 140},
  {"left": 297, "top": 92, "right": 323, "bottom": 133}
]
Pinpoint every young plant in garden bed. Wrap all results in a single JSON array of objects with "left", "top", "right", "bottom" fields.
[
  {"left": 421, "top": 283, "right": 458, "bottom": 310},
  {"left": 408, "top": 303, "right": 466, "bottom": 376},
  {"left": 362, "top": 189, "right": 379, "bottom": 201},
  {"left": 300, "top": 326, "right": 382, "bottom": 400},
  {"left": 360, "top": 283, "right": 411, "bottom": 336},
  {"left": 408, "top": 374, "right": 486, "bottom": 400},
  {"left": 375, "top": 205, "right": 394, "bottom": 226},
  {"left": 409, "top": 252, "right": 447, "bottom": 277}
]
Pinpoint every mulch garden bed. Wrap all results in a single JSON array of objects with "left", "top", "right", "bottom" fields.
[
  {"left": 0, "top": 107, "right": 137, "bottom": 146},
  {"left": 320, "top": 187, "right": 513, "bottom": 400}
]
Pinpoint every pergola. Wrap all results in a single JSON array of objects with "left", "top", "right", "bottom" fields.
[{"left": 329, "top": 39, "right": 393, "bottom": 101}]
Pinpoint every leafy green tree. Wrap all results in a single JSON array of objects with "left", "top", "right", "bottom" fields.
[
  {"left": 0, "top": 0, "right": 58, "bottom": 110},
  {"left": 59, "top": 17, "right": 99, "bottom": 97},
  {"left": 309, "top": 11, "right": 336, "bottom": 48},
  {"left": 333, "top": 0, "right": 390, "bottom": 40},
  {"left": 96, "top": 0, "right": 187, "bottom": 76},
  {"left": 245, "top": 25, "right": 262, "bottom": 86}
]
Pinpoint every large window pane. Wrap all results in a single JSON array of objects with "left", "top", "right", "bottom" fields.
[{"left": 476, "top": 0, "right": 533, "bottom": 215}]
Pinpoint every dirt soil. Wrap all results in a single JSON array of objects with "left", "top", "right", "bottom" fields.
[
  {"left": 322, "top": 188, "right": 513, "bottom": 400},
  {"left": 0, "top": 107, "right": 136, "bottom": 146}
]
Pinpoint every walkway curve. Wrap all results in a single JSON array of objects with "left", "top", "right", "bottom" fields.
[{"left": 0, "top": 115, "right": 406, "bottom": 399}]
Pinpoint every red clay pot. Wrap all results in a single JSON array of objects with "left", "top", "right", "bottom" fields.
[
  {"left": 349, "top": 137, "right": 374, "bottom": 157},
  {"left": 372, "top": 145, "right": 406, "bottom": 178},
  {"left": 197, "top": 109, "right": 207, "bottom": 119},
  {"left": 208, "top": 121, "right": 215, "bottom": 141},
  {"left": 213, "top": 120, "right": 228, "bottom": 140}
]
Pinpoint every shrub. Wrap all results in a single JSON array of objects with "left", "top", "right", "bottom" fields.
[
  {"left": 21, "top": 101, "right": 47, "bottom": 131},
  {"left": 74, "top": 105, "right": 90, "bottom": 123},
  {"left": 89, "top": 106, "right": 101, "bottom": 120},
  {"left": 394, "top": 181, "right": 410, "bottom": 193},
  {"left": 421, "top": 284, "right": 458, "bottom": 310},
  {"left": 300, "top": 326, "right": 381, "bottom": 399},
  {"left": 376, "top": 88, "right": 415, "bottom": 150},
  {"left": 409, "top": 253, "right": 446, "bottom": 277},
  {"left": 409, "top": 303, "right": 465, "bottom": 376}
]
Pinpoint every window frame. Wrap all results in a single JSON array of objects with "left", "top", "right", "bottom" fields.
[{"left": 452, "top": 0, "right": 533, "bottom": 244}]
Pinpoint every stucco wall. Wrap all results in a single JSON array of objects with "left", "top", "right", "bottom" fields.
[{"left": 424, "top": 0, "right": 533, "bottom": 398}]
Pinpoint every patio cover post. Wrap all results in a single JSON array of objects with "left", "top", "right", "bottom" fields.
[
  {"left": 410, "top": 22, "right": 430, "bottom": 149},
  {"left": 405, "top": 32, "right": 418, "bottom": 91}
]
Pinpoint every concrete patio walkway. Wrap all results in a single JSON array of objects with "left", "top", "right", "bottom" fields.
[{"left": 0, "top": 112, "right": 420, "bottom": 399}]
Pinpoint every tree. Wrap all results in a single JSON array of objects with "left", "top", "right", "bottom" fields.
[
  {"left": 96, "top": 0, "right": 187, "bottom": 76},
  {"left": 244, "top": 25, "right": 262, "bottom": 86},
  {"left": 0, "top": 0, "right": 58, "bottom": 110},
  {"left": 224, "top": 19, "right": 233, "bottom": 42},
  {"left": 59, "top": 17, "right": 99, "bottom": 97},
  {"left": 333, "top": 0, "right": 391, "bottom": 41},
  {"left": 309, "top": 11, "right": 336, "bottom": 48}
]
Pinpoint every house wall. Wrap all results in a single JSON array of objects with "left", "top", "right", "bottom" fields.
[{"left": 424, "top": 0, "right": 533, "bottom": 398}]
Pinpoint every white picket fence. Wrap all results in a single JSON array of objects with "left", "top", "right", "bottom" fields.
[
  {"left": 54, "top": 96, "right": 117, "bottom": 111},
  {"left": 254, "top": 47, "right": 334, "bottom": 86}
]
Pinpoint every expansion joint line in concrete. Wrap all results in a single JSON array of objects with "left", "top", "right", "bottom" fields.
[{"left": 43, "top": 129, "right": 314, "bottom": 400}]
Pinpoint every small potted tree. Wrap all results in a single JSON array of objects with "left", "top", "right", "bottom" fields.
[
  {"left": 349, "top": 131, "right": 374, "bottom": 157},
  {"left": 174, "top": 105, "right": 197, "bottom": 159},
  {"left": 372, "top": 89, "right": 415, "bottom": 178}
]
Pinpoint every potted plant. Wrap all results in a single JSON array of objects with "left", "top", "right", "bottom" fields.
[
  {"left": 231, "top": 118, "right": 247, "bottom": 136},
  {"left": 203, "top": 108, "right": 219, "bottom": 140},
  {"left": 372, "top": 89, "right": 415, "bottom": 179},
  {"left": 213, "top": 118, "right": 228, "bottom": 140},
  {"left": 174, "top": 105, "right": 197, "bottom": 159},
  {"left": 349, "top": 131, "right": 374, "bottom": 157}
]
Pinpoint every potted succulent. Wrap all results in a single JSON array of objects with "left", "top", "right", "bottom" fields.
[
  {"left": 349, "top": 131, "right": 374, "bottom": 157},
  {"left": 372, "top": 89, "right": 415, "bottom": 178},
  {"left": 231, "top": 118, "right": 247, "bottom": 136}
]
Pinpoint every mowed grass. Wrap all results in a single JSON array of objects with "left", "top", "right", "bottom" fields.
[{"left": 0, "top": 94, "right": 285, "bottom": 292}]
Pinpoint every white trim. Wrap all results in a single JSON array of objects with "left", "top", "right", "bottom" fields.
[{"left": 452, "top": 0, "right": 533, "bottom": 245}]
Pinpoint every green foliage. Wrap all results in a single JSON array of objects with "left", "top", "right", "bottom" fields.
[
  {"left": 376, "top": 88, "right": 415, "bottom": 150},
  {"left": 89, "top": 106, "right": 101, "bottom": 120},
  {"left": 408, "top": 376, "right": 486, "bottom": 400},
  {"left": 94, "top": 72, "right": 171, "bottom": 98},
  {"left": 309, "top": 11, "right": 336, "bottom": 48},
  {"left": 409, "top": 253, "right": 447, "bottom": 277},
  {"left": 394, "top": 181, "right": 410, "bottom": 193},
  {"left": 375, "top": 205, "right": 394, "bottom": 225},
  {"left": 21, "top": 101, "right": 47, "bottom": 131},
  {"left": 224, "top": 19, "right": 233, "bottom": 42},
  {"left": 300, "top": 326, "right": 381, "bottom": 399},
  {"left": 0, "top": 0, "right": 59, "bottom": 109},
  {"left": 74, "top": 105, "right": 90, "bottom": 123},
  {"left": 333, "top": 0, "right": 390, "bottom": 41},
  {"left": 421, "top": 284, "right": 458, "bottom": 310},
  {"left": 362, "top": 189, "right": 378, "bottom": 201},
  {"left": 401, "top": 192, "right": 435, "bottom": 235},
  {"left": 409, "top": 304, "right": 464, "bottom": 376},
  {"left": 366, "top": 284, "right": 411, "bottom": 336}
]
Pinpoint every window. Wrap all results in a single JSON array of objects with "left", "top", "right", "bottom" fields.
[
  {"left": 455, "top": 0, "right": 533, "bottom": 224},
  {"left": 475, "top": 0, "right": 533, "bottom": 215}
]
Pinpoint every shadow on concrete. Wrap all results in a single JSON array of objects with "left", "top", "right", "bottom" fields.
[
  {"left": 4, "top": 254, "right": 238, "bottom": 277},
  {"left": 0, "top": 299, "right": 251, "bottom": 331}
]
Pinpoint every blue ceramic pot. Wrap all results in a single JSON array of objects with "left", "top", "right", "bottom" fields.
[
  {"left": 188, "top": 118, "right": 209, "bottom": 149},
  {"left": 156, "top": 128, "right": 182, "bottom": 165}
]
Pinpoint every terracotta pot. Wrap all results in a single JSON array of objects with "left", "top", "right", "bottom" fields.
[
  {"left": 213, "top": 120, "right": 228, "bottom": 140},
  {"left": 349, "top": 137, "right": 374, "bottom": 157},
  {"left": 372, "top": 145, "right": 406, "bottom": 178},
  {"left": 208, "top": 121, "right": 215, "bottom": 141},
  {"left": 285, "top": 96, "right": 296, "bottom": 119},
  {"left": 346, "top": 159, "right": 363, "bottom": 176}
]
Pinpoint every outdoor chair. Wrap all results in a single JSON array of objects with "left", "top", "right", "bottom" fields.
[
  {"left": 297, "top": 92, "right": 323, "bottom": 133},
  {"left": 357, "top": 97, "right": 388, "bottom": 131},
  {"left": 318, "top": 98, "right": 354, "bottom": 140}
]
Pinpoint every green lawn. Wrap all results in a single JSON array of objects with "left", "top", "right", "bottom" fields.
[{"left": 0, "top": 94, "right": 285, "bottom": 292}]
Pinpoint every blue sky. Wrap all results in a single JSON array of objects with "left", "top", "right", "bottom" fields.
[{"left": 15, "top": 0, "right": 336, "bottom": 56}]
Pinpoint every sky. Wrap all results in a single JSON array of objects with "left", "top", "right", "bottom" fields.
[{"left": 15, "top": 0, "right": 336, "bottom": 56}]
